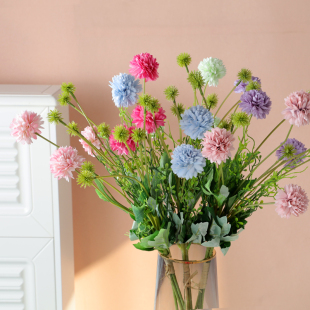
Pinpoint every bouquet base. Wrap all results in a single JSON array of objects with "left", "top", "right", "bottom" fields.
[{"left": 154, "top": 245, "right": 219, "bottom": 310}]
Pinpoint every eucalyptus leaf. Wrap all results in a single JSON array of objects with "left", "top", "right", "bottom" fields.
[
  {"left": 131, "top": 204, "right": 145, "bottom": 224},
  {"left": 148, "top": 223, "right": 171, "bottom": 250}
]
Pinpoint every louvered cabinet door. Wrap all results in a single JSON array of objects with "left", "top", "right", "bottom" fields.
[
  {"left": 0, "top": 238, "right": 56, "bottom": 310},
  {"left": 0, "top": 106, "right": 54, "bottom": 237},
  {"left": 0, "top": 85, "right": 76, "bottom": 310}
]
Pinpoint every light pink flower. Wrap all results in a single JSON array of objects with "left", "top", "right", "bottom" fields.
[
  {"left": 275, "top": 184, "right": 309, "bottom": 218},
  {"left": 109, "top": 126, "right": 137, "bottom": 155},
  {"left": 282, "top": 90, "right": 310, "bottom": 127},
  {"left": 129, "top": 53, "right": 159, "bottom": 82},
  {"left": 50, "top": 146, "right": 85, "bottom": 181},
  {"left": 131, "top": 106, "right": 166, "bottom": 134},
  {"left": 79, "top": 126, "right": 103, "bottom": 157},
  {"left": 201, "top": 128, "right": 235, "bottom": 164},
  {"left": 10, "top": 110, "right": 44, "bottom": 144}
]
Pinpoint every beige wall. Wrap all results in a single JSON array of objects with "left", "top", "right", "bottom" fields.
[{"left": 1, "top": 1, "right": 310, "bottom": 309}]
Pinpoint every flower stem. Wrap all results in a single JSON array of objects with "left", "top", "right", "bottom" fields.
[
  {"left": 179, "top": 244, "right": 193, "bottom": 310},
  {"left": 35, "top": 133, "right": 59, "bottom": 148},
  {"left": 218, "top": 100, "right": 240, "bottom": 127},
  {"left": 214, "top": 86, "right": 237, "bottom": 117}
]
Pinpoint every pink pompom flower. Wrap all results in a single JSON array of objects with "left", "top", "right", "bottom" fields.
[
  {"left": 131, "top": 106, "right": 166, "bottom": 134},
  {"left": 50, "top": 146, "right": 85, "bottom": 181},
  {"left": 129, "top": 53, "right": 159, "bottom": 82},
  {"left": 109, "top": 126, "right": 137, "bottom": 155},
  {"left": 201, "top": 128, "right": 235, "bottom": 164},
  {"left": 282, "top": 90, "right": 310, "bottom": 127},
  {"left": 10, "top": 110, "right": 44, "bottom": 144},
  {"left": 79, "top": 126, "right": 103, "bottom": 157},
  {"left": 275, "top": 184, "right": 309, "bottom": 218}
]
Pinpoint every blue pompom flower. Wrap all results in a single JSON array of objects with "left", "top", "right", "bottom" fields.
[
  {"left": 109, "top": 73, "right": 142, "bottom": 108},
  {"left": 171, "top": 144, "right": 206, "bottom": 180},
  {"left": 180, "top": 105, "right": 214, "bottom": 139}
]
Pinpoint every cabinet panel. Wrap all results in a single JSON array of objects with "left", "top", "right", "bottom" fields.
[
  {"left": 0, "top": 238, "right": 56, "bottom": 310},
  {"left": 0, "top": 106, "right": 54, "bottom": 237}
]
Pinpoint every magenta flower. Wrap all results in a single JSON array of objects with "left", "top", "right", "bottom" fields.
[
  {"left": 131, "top": 106, "right": 166, "bottom": 134},
  {"left": 10, "top": 110, "right": 44, "bottom": 144},
  {"left": 79, "top": 126, "right": 103, "bottom": 157},
  {"left": 275, "top": 184, "right": 309, "bottom": 218},
  {"left": 109, "top": 126, "right": 137, "bottom": 155},
  {"left": 282, "top": 90, "right": 310, "bottom": 127},
  {"left": 50, "top": 146, "right": 85, "bottom": 181},
  {"left": 129, "top": 53, "right": 159, "bottom": 82},
  {"left": 201, "top": 128, "right": 235, "bottom": 164}
]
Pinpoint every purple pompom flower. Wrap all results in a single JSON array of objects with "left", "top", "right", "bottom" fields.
[
  {"left": 276, "top": 138, "right": 307, "bottom": 168},
  {"left": 239, "top": 90, "right": 272, "bottom": 119},
  {"left": 234, "top": 76, "right": 261, "bottom": 93}
]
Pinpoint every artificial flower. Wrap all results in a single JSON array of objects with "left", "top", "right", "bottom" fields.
[
  {"left": 171, "top": 144, "right": 206, "bottom": 180},
  {"left": 131, "top": 105, "right": 166, "bottom": 134},
  {"left": 79, "top": 126, "right": 103, "bottom": 157},
  {"left": 50, "top": 146, "right": 85, "bottom": 181},
  {"left": 109, "top": 125, "right": 136, "bottom": 155},
  {"left": 180, "top": 106, "right": 214, "bottom": 139},
  {"left": 239, "top": 89, "right": 272, "bottom": 119},
  {"left": 234, "top": 76, "right": 261, "bottom": 93},
  {"left": 129, "top": 53, "right": 159, "bottom": 82},
  {"left": 282, "top": 90, "right": 310, "bottom": 127},
  {"left": 276, "top": 138, "right": 307, "bottom": 168},
  {"left": 109, "top": 73, "right": 142, "bottom": 108},
  {"left": 201, "top": 128, "right": 235, "bottom": 164},
  {"left": 10, "top": 110, "right": 44, "bottom": 144},
  {"left": 275, "top": 184, "right": 309, "bottom": 218},
  {"left": 198, "top": 57, "right": 226, "bottom": 87}
]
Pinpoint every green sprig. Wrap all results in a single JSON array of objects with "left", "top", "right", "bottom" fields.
[
  {"left": 77, "top": 170, "right": 95, "bottom": 188},
  {"left": 67, "top": 121, "right": 80, "bottom": 136},
  {"left": 164, "top": 86, "right": 179, "bottom": 101},
  {"left": 61, "top": 82, "right": 76, "bottom": 94},
  {"left": 206, "top": 93, "right": 219, "bottom": 109},
  {"left": 47, "top": 109, "right": 63, "bottom": 124},
  {"left": 113, "top": 125, "right": 129, "bottom": 143},
  {"left": 187, "top": 71, "right": 205, "bottom": 89},
  {"left": 177, "top": 53, "right": 192, "bottom": 68},
  {"left": 237, "top": 68, "right": 252, "bottom": 82}
]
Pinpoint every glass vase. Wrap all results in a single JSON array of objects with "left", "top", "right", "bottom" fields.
[{"left": 154, "top": 244, "right": 219, "bottom": 310}]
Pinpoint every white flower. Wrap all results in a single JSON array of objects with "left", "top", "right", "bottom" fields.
[{"left": 198, "top": 57, "right": 226, "bottom": 87}]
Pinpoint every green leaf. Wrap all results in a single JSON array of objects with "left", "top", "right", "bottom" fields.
[
  {"left": 131, "top": 204, "right": 145, "bottom": 223},
  {"left": 160, "top": 152, "right": 170, "bottom": 168},
  {"left": 140, "top": 231, "right": 159, "bottom": 249},
  {"left": 148, "top": 223, "right": 171, "bottom": 250},
  {"left": 129, "top": 221, "right": 139, "bottom": 241},
  {"left": 147, "top": 197, "right": 157, "bottom": 212},
  {"left": 133, "top": 243, "right": 154, "bottom": 251},
  {"left": 227, "top": 195, "right": 237, "bottom": 209},
  {"left": 205, "top": 168, "right": 214, "bottom": 191},
  {"left": 95, "top": 189, "right": 110, "bottom": 202}
]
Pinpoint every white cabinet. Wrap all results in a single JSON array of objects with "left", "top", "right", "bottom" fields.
[{"left": 0, "top": 85, "right": 75, "bottom": 310}]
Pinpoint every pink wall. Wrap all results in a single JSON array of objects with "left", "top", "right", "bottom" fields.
[{"left": 1, "top": 1, "right": 310, "bottom": 309}]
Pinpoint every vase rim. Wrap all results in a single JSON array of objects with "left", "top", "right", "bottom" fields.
[{"left": 159, "top": 249, "right": 216, "bottom": 265}]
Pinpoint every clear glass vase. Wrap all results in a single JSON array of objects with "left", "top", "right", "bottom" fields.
[{"left": 154, "top": 244, "right": 219, "bottom": 310}]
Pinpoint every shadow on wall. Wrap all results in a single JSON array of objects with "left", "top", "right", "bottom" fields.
[{"left": 69, "top": 86, "right": 134, "bottom": 274}]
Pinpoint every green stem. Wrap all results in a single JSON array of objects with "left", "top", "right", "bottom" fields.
[
  {"left": 96, "top": 174, "right": 148, "bottom": 195},
  {"left": 92, "top": 184, "right": 133, "bottom": 214},
  {"left": 214, "top": 85, "right": 237, "bottom": 117},
  {"left": 35, "top": 133, "right": 59, "bottom": 148},
  {"left": 218, "top": 101, "right": 240, "bottom": 127},
  {"left": 157, "top": 129, "right": 171, "bottom": 158},
  {"left": 180, "top": 244, "right": 192, "bottom": 310},
  {"left": 173, "top": 99, "right": 183, "bottom": 143}
]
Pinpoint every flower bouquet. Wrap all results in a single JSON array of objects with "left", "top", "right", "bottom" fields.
[{"left": 10, "top": 52, "right": 310, "bottom": 310}]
